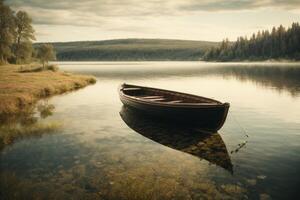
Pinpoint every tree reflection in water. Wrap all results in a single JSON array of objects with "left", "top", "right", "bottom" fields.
[
  {"left": 201, "top": 64, "right": 300, "bottom": 97},
  {"left": 0, "top": 101, "right": 60, "bottom": 151}
]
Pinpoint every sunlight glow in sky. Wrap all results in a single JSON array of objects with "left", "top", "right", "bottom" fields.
[{"left": 7, "top": 0, "right": 300, "bottom": 42}]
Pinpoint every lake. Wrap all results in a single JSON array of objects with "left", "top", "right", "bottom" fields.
[{"left": 1, "top": 62, "right": 300, "bottom": 200}]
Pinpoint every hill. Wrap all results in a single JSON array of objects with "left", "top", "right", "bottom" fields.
[{"left": 35, "top": 39, "right": 219, "bottom": 61}]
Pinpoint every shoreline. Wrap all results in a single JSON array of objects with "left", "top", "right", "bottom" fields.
[
  {"left": 52, "top": 59, "right": 300, "bottom": 63},
  {"left": 200, "top": 58, "right": 300, "bottom": 63},
  {"left": 0, "top": 64, "right": 96, "bottom": 115}
]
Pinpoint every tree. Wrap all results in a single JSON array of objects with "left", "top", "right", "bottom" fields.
[
  {"left": 14, "top": 42, "right": 34, "bottom": 63},
  {"left": 14, "top": 11, "right": 35, "bottom": 63},
  {"left": 0, "top": 0, "right": 16, "bottom": 64},
  {"left": 37, "top": 44, "right": 56, "bottom": 68},
  {"left": 203, "top": 22, "right": 300, "bottom": 61}
]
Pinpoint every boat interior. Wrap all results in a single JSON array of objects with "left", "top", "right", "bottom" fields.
[{"left": 122, "top": 85, "right": 220, "bottom": 104}]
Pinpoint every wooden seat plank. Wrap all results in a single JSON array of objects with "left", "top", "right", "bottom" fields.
[
  {"left": 140, "top": 96, "right": 163, "bottom": 99},
  {"left": 123, "top": 88, "right": 141, "bottom": 91},
  {"left": 147, "top": 98, "right": 165, "bottom": 101},
  {"left": 168, "top": 100, "right": 182, "bottom": 103}
]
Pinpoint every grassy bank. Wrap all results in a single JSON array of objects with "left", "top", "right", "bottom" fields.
[{"left": 0, "top": 64, "right": 96, "bottom": 114}]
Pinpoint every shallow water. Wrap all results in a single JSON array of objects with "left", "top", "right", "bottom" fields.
[{"left": 1, "top": 61, "right": 300, "bottom": 199}]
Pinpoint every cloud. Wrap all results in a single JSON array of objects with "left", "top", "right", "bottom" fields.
[
  {"left": 179, "top": 0, "right": 300, "bottom": 11},
  {"left": 5, "top": 0, "right": 300, "bottom": 42},
  {"left": 8, "top": 0, "right": 177, "bottom": 17},
  {"left": 7, "top": 0, "right": 300, "bottom": 27},
  {"left": 7, "top": 0, "right": 181, "bottom": 27},
  {"left": 17, "top": 6, "right": 105, "bottom": 27},
  {"left": 106, "top": 25, "right": 154, "bottom": 33},
  {"left": 179, "top": 0, "right": 258, "bottom": 11}
]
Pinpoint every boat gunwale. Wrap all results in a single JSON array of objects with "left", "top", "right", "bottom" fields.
[{"left": 119, "top": 83, "right": 230, "bottom": 108}]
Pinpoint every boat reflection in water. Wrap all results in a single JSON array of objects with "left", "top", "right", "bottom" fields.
[{"left": 120, "top": 106, "right": 233, "bottom": 173}]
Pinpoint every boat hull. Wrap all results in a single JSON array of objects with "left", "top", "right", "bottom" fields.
[{"left": 119, "top": 84, "right": 230, "bottom": 131}]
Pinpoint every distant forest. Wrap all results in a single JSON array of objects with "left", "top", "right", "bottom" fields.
[
  {"left": 204, "top": 23, "right": 300, "bottom": 61},
  {"left": 37, "top": 39, "right": 218, "bottom": 61},
  {"left": 35, "top": 23, "right": 300, "bottom": 62}
]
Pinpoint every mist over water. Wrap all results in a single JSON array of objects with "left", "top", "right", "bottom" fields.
[{"left": 1, "top": 62, "right": 300, "bottom": 199}]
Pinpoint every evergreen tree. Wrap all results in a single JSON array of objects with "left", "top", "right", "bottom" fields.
[{"left": 204, "top": 23, "right": 300, "bottom": 61}]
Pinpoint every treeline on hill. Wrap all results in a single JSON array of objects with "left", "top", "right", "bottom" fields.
[
  {"left": 39, "top": 39, "right": 218, "bottom": 61},
  {"left": 0, "top": 0, "right": 55, "bottom": 65},
  {"left": 57, "top": 48, "right": 203, "bottom": 61},
  {"left": 204, "top": 23, "right": 300, "bottom": 61}
]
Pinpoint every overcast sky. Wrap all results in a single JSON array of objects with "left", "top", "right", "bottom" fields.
[{"left": 7, "top": 0, "right": 300, "bottom": 42}]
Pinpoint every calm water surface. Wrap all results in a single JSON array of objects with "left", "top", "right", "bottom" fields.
[{"left": 1, "top": 62, "right": 300, "bottom": 200}]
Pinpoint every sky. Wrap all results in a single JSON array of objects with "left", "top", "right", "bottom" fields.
[{"left": 7, "top": 0, "right": 300, "bottom": 42}]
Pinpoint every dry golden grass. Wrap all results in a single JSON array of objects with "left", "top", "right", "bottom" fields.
[{"left": 0, "top": 64, "right": 96, "bottom": 114}]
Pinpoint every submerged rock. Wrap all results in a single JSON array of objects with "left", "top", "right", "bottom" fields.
[
  {"left": 246, "top": 179, "right": 257, "bottom": 186},
  {"left": 260, "top": 193, "right": 271, "bottom": 200},
  {"left": 257, "top": 175, "right": 267, "bottom": 180}
]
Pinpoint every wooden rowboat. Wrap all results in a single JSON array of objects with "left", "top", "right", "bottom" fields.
[{"left": 118, "top": 83, "right": 230, "bottom": 131}]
